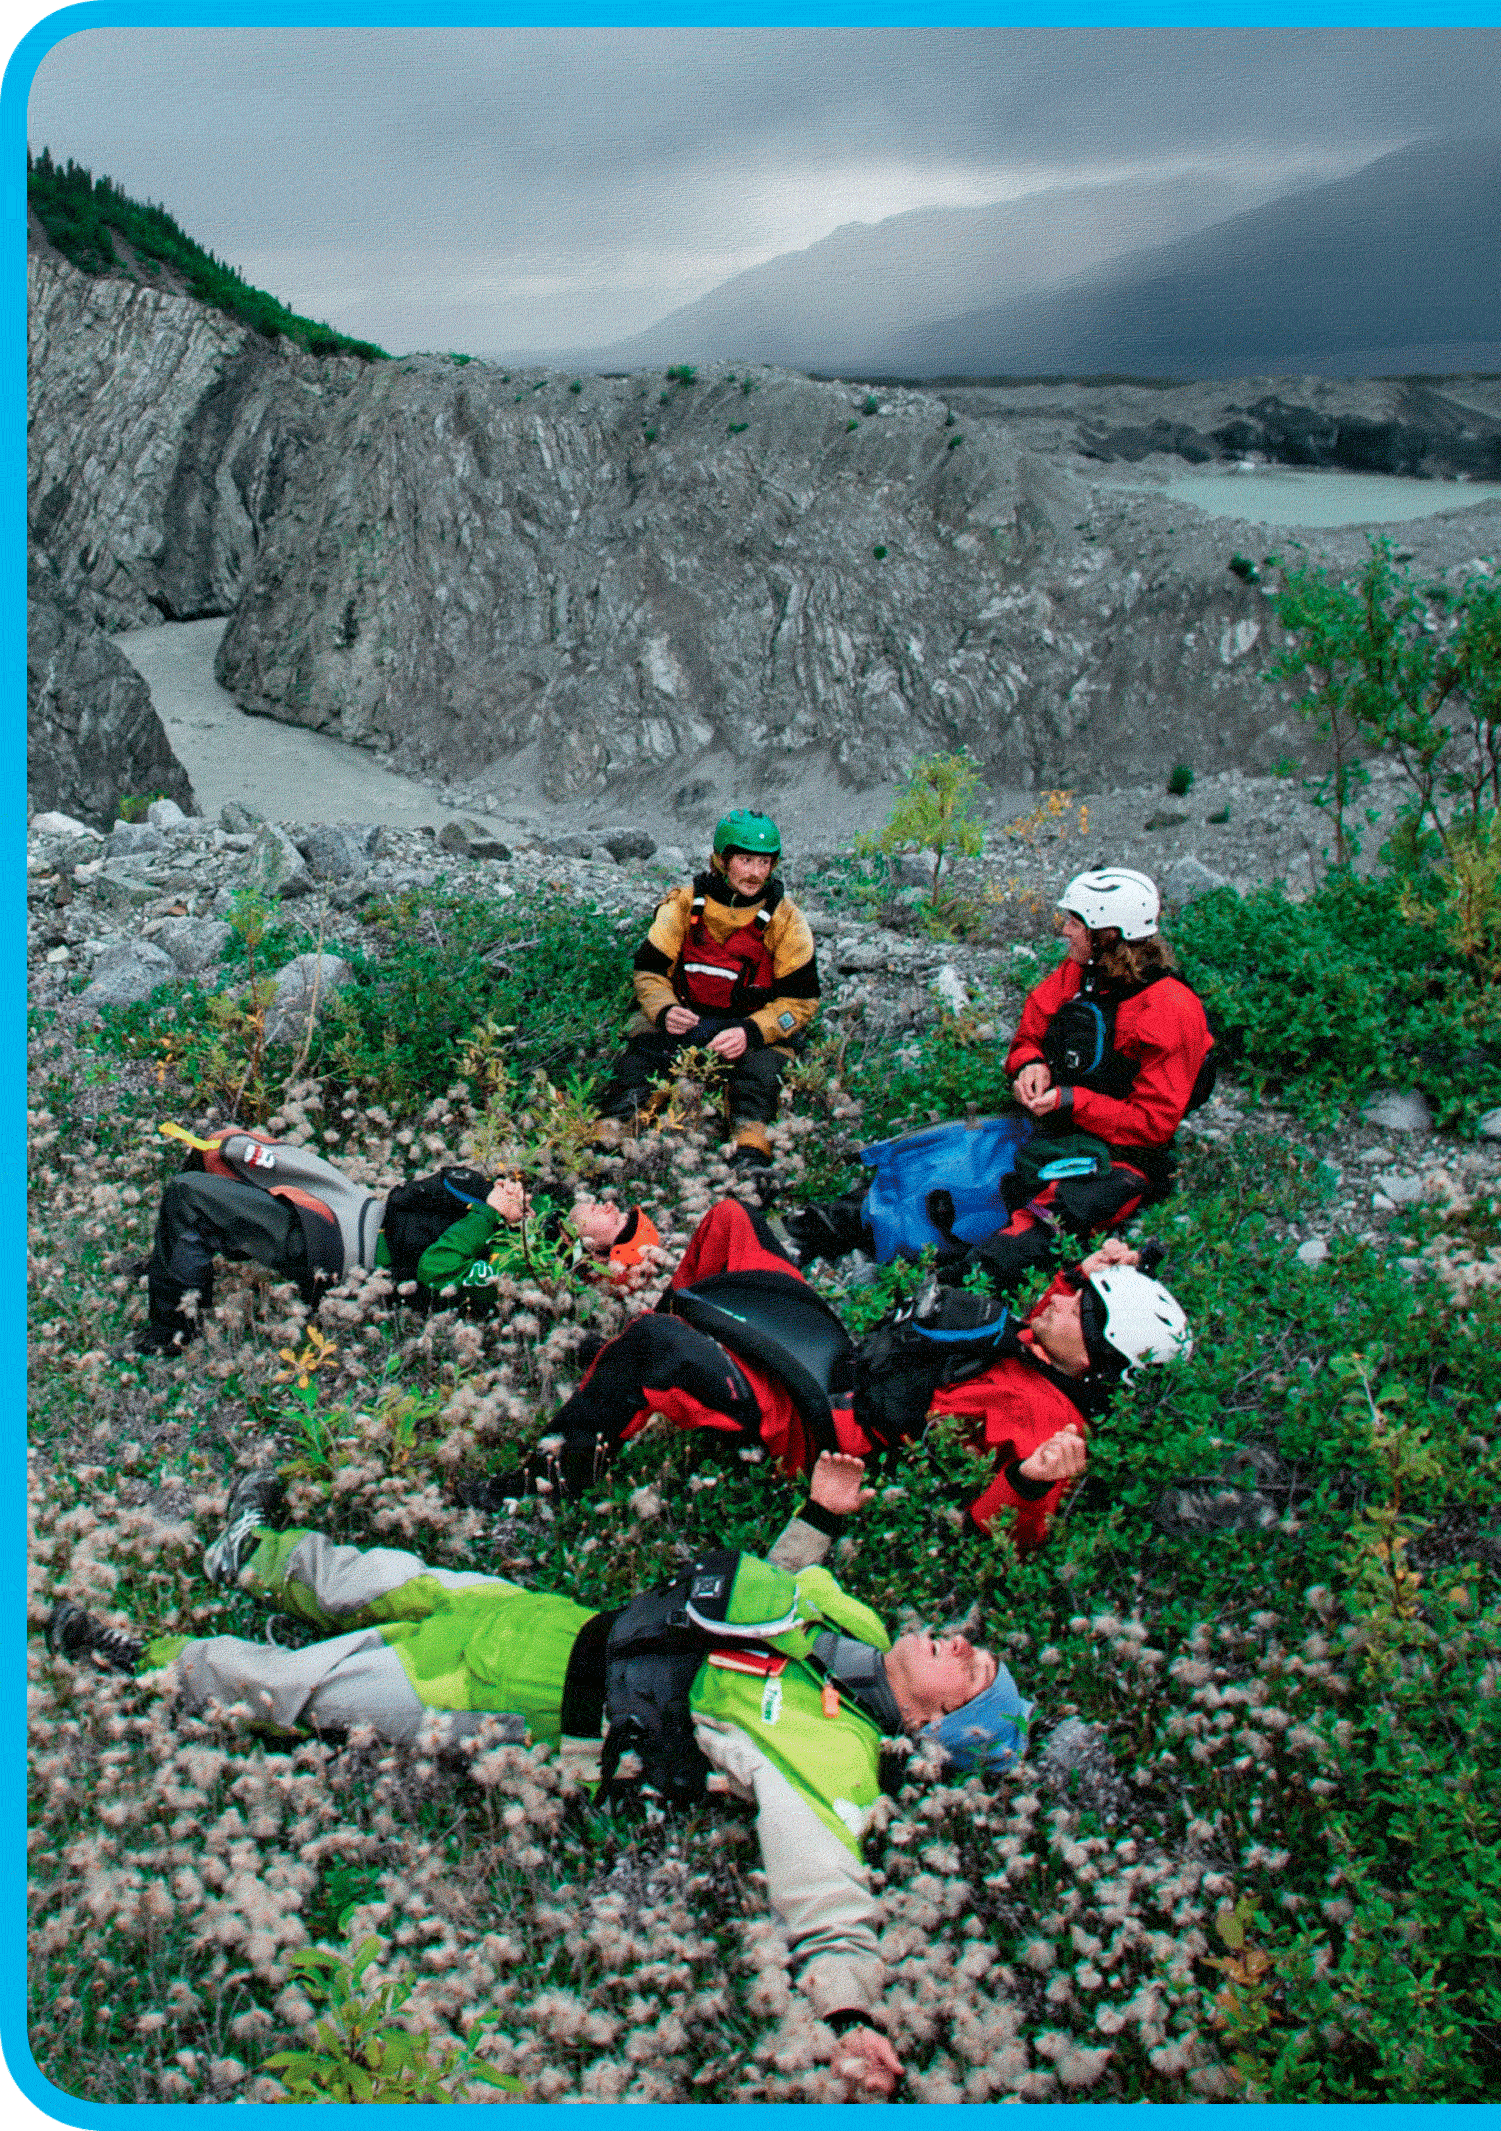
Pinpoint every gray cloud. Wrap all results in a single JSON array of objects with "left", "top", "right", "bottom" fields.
[{"left": 26, "top": 27, "right": 1499, "bottom": 354}]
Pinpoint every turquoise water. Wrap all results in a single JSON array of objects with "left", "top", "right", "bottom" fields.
[{"left": 1144, "top": 468, "right": 1501, "bottom": 529}]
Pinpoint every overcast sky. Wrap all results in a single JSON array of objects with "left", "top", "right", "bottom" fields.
[{"left": 25, "top": 27, "right": 1500, "bottom": 358}]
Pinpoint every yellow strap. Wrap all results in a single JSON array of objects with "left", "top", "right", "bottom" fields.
[{"left": 159, "top": 1122, "right": 223, "bottom": 1153}]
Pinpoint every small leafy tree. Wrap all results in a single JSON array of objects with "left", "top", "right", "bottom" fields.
[
  {"left": 862, "top": 750, "right": 987, "bottom": 902},
  {"left": 263, "top": 1937, "right": 520, "bottom": 2102},
  {"left": 1271, "top": 539, "right": 1501, "bottom": 868}
]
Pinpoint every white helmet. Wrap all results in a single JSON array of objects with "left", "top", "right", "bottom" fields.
[
  {"left": 1081, "top": 1265, "right": 1192, "bottom": 1377},
  {"left": 1059, "top": 868, "right": 1160, "bottom": 940}
]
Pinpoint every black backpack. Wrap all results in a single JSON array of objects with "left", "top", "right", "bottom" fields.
[
  {"left": 1042, "top": 973, "right": 1218, "bottom": 1114},
  {"left": 380, "top": 1167, "right": 494, "bottom": 1286}
]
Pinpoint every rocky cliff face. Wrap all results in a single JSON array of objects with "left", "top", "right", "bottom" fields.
[
  {"left": 28, "top": 238, "right": 1501, "bottom": 817},
  {"left": 211, "top": 359, "right": 1304, "bottom": 803},
  {"left": 27, "top": 237, "right": 362, "bottom": 630},
  {"left": 28, "top": 555, "right": 196, "bottom": 827}
]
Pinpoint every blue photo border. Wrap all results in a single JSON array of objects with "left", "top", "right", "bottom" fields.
[{"left": 5, "top": 3, "right": 1499, "bottom": 2125}]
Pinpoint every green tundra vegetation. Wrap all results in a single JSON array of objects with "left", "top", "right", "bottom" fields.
[
  {"left": 27, "top": 149, "right": 387, "bottom": 362},
  {"left": 27, "top": 592, "right": 1501, "bottom": 2095}
]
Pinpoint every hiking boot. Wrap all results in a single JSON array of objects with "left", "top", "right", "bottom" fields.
[
  {"left": 46, "top": 1601, "right": 144, "bottom": 1674},
  {"left": 203, "top": 1468, "right": 286, "bottom": 1586},
  {"left": 135, "top": 1318, "right": 195, "bottom": 1357},
  {"left": 729, "top": 1145, "right": 775, "bottom": 1207}
]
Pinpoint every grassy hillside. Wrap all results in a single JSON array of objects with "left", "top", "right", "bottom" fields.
[
  {"left": 25, "top": 860, "right": 1501, "bottom": 2103},
  {"left": 27, "top": 148, "right": 386, "bottom": 362}
]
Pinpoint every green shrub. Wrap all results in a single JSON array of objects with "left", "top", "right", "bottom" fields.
[
  {"left": 115, "top": 792, "right": 165, "bottom": 824},
  {"left": 1168, "top": 763, "right": 1194, "bottom": 797},
  {"left": 1174, "top": 876, "right": 1501, "bottom": 1128}
]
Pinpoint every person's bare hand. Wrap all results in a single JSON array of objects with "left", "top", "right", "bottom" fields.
[
  {"left": 708, "top": 1024, "right": 749, "bottom": 1061},
  {"left": 1015, "top": 1081, "right": 1061, "bottom": 1118},
  {"left": 1018, "top": 1424, "right": 1088, "bottom": 1485},
  {"left": 486, "top": 1177, "right": 527, "bottom": 1224},
  {"left": 1012, "top": 1061, "right": 1053, "bottom": 1106},
  {"left": 808, "top": 1451, "right": 874, "bottom": 1518},
  {"left": 1079, "top": 1237, "right": 1139, "bottom": 1275},
  {"left": 833, "top": 2026, "right": 903, "bottom": 2099},
  {"left": 664, "top": 1005, "right": 701, "bottom": 1036}
]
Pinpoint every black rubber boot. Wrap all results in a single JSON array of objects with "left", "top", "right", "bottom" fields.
[
  {"left": 783, "top": 1193, "right": 872, "bottom": 1264},
  {"left": 957, "top": 1221, "right": 1059, "bottom": 1298},
  {"left": 46, "top": 1601, "right": 145, "bottom": 1674}
]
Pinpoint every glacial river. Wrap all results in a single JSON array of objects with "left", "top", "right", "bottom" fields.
[{"left": 116, "top": 618, "right": 466, "bottom": 831}]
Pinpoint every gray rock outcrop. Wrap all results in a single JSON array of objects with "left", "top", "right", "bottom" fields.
[
  {"left": 27, "top": 556, "right": 196, "bottom": 830},
  {"left": 27, "top": 235, "right": 363, "bottom": 632},
  {"left": 79, "top": 936, "right": 183, "bottom": 1009}
]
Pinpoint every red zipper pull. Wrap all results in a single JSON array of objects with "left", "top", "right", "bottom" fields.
[{"left": 821, "top": 1679, "right": 840, "bottom": 1719}]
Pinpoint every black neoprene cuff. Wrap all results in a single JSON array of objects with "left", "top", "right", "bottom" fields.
[
  {"left": 825, "top": 2010, "right": 878, "bottom": 2036},
  {"left": 1004, "top": 1456, "right": 1055, "bottom": 1503},
  {"left": 741, "top": 1019, "right": 765, "bottom": 1050},
  {"left": 798, "top": 1499, "right": 845, "bottom": 1538}
]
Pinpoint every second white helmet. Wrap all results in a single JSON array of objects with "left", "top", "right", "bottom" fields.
[
  {"left": 1060, "top": 868, "right": 1160, "bottom": 940},
  {"left": 1081, "top": 1265, "right": 1192, "bottom": 1377}
]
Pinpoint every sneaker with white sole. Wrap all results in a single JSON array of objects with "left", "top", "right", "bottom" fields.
[{"left": 203, "top": 1467, "right": 286, "bottom": 1586}]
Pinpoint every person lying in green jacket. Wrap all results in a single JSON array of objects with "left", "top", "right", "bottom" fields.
[
  {"left": 138, "top": 1128, "right": 662, "bottom": 1353},
  {"left": 393, "top": 1177, "right": 661, "bottom": 1302}
]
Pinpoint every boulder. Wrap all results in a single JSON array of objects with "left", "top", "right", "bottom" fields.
[
  {"left": 1160, "top": 854, "right": 1231, "bottom": 906},
  {"left": 437, "top": 816, "right": 512, "bottom": 862},
  {"left": 263, "top": 951, "right": 356, "bottom": 1047},
  {"left": 79, "top": 937, "right": 182, "bottom": 1009},
  {"left": 146, "top": 797, "right": 188, "bottom": 829},
  {"left": 1296, "top": 1237, "right": 1329, "bottom": 1267},
  {"left": 244, "top": 823, "right": 311, "bottom": 899},
  {"left": 1362, "top": 1089, "right": 1434, "bottom": 1135},
  {"left": 93, "top": 863, "right": 160, "bottom": 910},
  {"left": 220, "top": 800, "right": 266, "bottom": 833},
  {"left": 296, "top": 824, "right": 371, "bottom": 881},
  {"left": 653, "top": 845, "right": 689, "bottom": 875},
  {"left": 153, "top": 916, "right": 234, "bottom": 975},
  {"left": 108, "top": 821, "right": 164, "bottom": 855},
  {"left": 596, "top": 826, "right": 657, "bottom": 862},
  {"left": 29, "top": 811, "right": 99, "bottom": 841},
  {"left": 1478, "top": 1108, "right": 1501, "bottom": 1142}
]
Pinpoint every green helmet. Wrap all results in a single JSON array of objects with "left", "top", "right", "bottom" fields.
[{"left": 713, "top": 809, "right": 781, "bottom": 860}]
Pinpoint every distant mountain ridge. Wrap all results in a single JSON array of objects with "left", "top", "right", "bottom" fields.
[
  {"left": 576, "top": 138, "right": 1500, "bottom": 383},
  {"left": 566, "top": 168, "right": 1303, "bottom": 375},
  {"left": 876, "top": 138, "right": 1501, "bottom": 379}
]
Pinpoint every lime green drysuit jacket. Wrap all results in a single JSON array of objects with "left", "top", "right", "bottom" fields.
[{"left": 156, "top": 1511, "right": 891, "bottom": 2024}]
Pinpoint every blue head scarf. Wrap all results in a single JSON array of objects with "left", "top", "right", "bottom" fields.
[{"left": 924, "top": 1661, "right": 1033, "bottom": 1775}]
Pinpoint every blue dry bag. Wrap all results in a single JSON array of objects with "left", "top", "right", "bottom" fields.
[{"left": 858, "top": 1116, "right": 1034, "bottom": 1263}]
